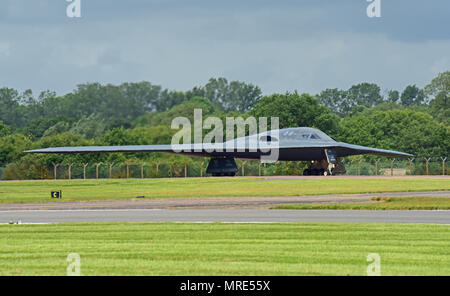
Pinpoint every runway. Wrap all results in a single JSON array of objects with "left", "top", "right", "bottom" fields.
[{"left": 1, "top": 209, "right": 449, "bottom": 224}]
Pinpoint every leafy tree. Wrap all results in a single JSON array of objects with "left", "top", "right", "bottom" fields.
[
  {"left": 155, "top": 90, "right": 187, "bottom": 112},
  {"left": 387, "top": 90, "right": 400, "bottom": 103},
  {"left": 69, "top": 114, "right": 107, "bottom": 139},
  {"left": 42, "top": 121, "right": 72, "bottom": 138},
  {"left": 0, "top": 88, "right": 24, "bottom": 127},
  {"left": 317, "top": 88, "right": 348, "bottom": 116},
  {"left": 0, "top": 134, "right": 32, "bottom": 166},
  {"left": 102, "top": 127, "right": 136, "bottom": 146},
  {"left": 19, "top": 116, "right": 75, "bottom": 139},
  {"left": 138, "top": 97, "right": 216, "bottom": 127},
  {"left": 192, "top": 78, "right": 262, "bottom": 112},
  {"left": 338, "top": 109, "right": 449, "bottom": 157},
  {"left": 0, "top": 121, "right": 11, "bottom": 137},
  {"left": 318, "top": 83, "right": 383, "bottom": 117},
  {"left": 424, "top": 71, "right": 450, "bottom": 97},
  {"left": 428, "top": 92, "right": 449, "bottom": 125},
  {"left": 425, "top": 71, "right": 449, "bottom": 125},
  {"left": 250, "top": 92, "right": 340, "bottom": 135},
  {"left": 2, "top": 133, "right": 97, "bottom": 180},
  {"left": 400, "top": 85, "right": 425, "bottom": 106},
  {"left": 119, "top": 81, "right": 162, "bottom": 112},
  {"left": 347, "top": 83, "right": 383, "bottom": 109}
]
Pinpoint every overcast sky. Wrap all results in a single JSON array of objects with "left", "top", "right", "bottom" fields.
[{"left": 0, "top": 0, "right": 449, "bottom": 97}]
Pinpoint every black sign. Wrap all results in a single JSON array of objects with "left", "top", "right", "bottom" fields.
[{"left": 51, "top": 191, "right": 62, "bottom": 199}]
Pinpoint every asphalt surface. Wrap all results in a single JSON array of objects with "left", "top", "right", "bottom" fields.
[
  {"left": 1, "top": 209, "right": 449, "bottom": 225},
  {"left": 1, "top": 190, "right": 449, "bottom": 211}
]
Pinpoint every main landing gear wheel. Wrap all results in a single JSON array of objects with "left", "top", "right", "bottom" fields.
[{"left": 303, "top": 169, "right": 327, "bottom": 176}]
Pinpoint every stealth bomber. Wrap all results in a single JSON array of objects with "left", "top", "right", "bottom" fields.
[{"left": 26, "top": 127, "right": 413, "bottom": 176}]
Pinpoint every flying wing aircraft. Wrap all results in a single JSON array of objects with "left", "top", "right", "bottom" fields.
[{"left": 25, "top": 127, "right": 413, "bottom": 176}]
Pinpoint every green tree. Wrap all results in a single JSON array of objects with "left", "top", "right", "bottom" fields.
[
  {"left": 424, "top": 71, "right": 450, "bottom": 97},
  {"left": 317, "top": 88, "right": 348, "bottom": 116},
  {"left": 347, "top": 83, "right": 383, "bottom": 109},
  {"left": 194, "top": 78, "right": 262, "bottom": 112},
  {"left": 400, "top": 85, "right": 425, "bottom": 106},
  {"left": 338, "top": 109, "right": 449, "bottom": 157},
  {"left": 425, "top": 71, "right": 449, "bottom": 124},
  {"left": 19, "top": 116, "right": 75, "bottom": 139},
  {"left": 0, "top": 121, "right": 11, "bottom": 137},
  {"left": 0, "top": 134, "right": 32, "bottom": 166},
  {"left": 69, "top": 114, "right": 107, "bottom": 139},
  {"left": 250, "top": 92, "right": 340, "bottom": 135},
  {"left": 318, "top": 83, "right": 383, "bottom": 117},
  {"left": 138, "top": 97, "right": 216, "bottom": 127},
  {"left": 0, "top": 88, "right": 24, "bottom": 127},
  {"left": 387, "top": 90, "right": 400, "bottom": 103}
]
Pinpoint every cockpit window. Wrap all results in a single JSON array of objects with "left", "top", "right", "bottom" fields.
[
  {"left": 280, "top": 129, "right": 322, "bottom": 141},
  {"left": 260, "top": 135, "right": 278, "bottom": 142}
]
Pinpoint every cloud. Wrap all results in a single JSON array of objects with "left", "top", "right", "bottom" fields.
[{"left": 0, "top": 0, "right": 449, "bottom": 97}]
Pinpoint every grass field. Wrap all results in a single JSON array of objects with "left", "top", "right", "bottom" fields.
[
  {"left": 0, "top": 177, "right": 449, "bottom": 203},
  {"left": 0, "top": 222, "right": 448, "bottom": 276},
  {"left": 272, "top": 197, "right": 450, "bottom": 210}
]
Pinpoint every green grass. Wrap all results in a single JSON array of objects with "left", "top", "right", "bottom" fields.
[
  {"left": 0, "top": 222, "right": 448, "bottom": 276},
  {"left": 0, "top": 177, "right": 449, "bottom": 203},
  {"left": 272, "top": 197, "right": 450, "bottom": 210}
]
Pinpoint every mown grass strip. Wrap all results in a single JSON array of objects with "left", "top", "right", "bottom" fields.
[
  {"left": 0, "top": 222, "right": 448, "bottom": 276},
  {"left": 0, "top": 177, "right": 449, "bottom": 203},
  {"left": 272, "top": 197, "right": 450, "bottom": 210}
]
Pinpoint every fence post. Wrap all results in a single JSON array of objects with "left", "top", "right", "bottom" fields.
[
  {"left": 374, "top": 160, "right": 378, "bottom": 176},
  {"left": 242, "top": 161, "right": 246, "bottom": 176},
  {"left": 184, "top": 163, "right": 187, "bottom": 178},
  {"left": 126, "top": 163, "right": 130, "bottom": 179},
  {"left": 259, "top": 162, "right": 262, "bottom": 177},
  {"left": 409, "top": 158, "right": 414, "bottom": 176},
  {"left": 96, "top": 163, "right": 100, "bottom": 179},
  {"left": 442, "top": 157, "right": 447, "bottom": 176},
  {"left": 390, "top": 159, "right": 394, "bottom": 176},
  {"left": 53, "top": 163, "right": 59, "bottom": 180},
  {"left": 357, "top": 160, "right": 361, "bottom": 176},
  {"left": 156, "top": 162, "right": 159, "bottom": 177},
  {"left": 109, "top": 163, "right": 114, "bottom": 179},
  {"left": 141, "top": 163, "right": 145, "bottom": 179},
  {"left": 83, "top": 163, "right": 88, "bottom": 180},
  {"left": 424, "top": 158, "right": 431, "bottom": 175},
  {"left": 68, "top": 163, "right": 73, "bottom": 180},
  {"left": 200, "top": 162, "right": 204, "bottom": 177}
]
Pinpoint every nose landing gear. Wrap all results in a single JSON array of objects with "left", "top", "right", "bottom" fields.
[{"left": 303, "top": 149, "right": 346, "bottom": 176}]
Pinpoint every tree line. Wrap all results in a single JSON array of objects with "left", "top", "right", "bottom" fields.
[{"left": 0, "top": 72, "right": 448, "bottom": 179}]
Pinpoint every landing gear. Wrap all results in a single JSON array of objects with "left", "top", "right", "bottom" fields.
[
  {"left": 212, "top": 172, "right": 236, "bottom": 177},
  {"left": 303, "top": 149, "right": 346, "bottom": 176},
  {"left": 207, "top": 157, "right": 238, "bottom": 177},
  {"left": 303, "top": 168, "right": 331, "bottom": 176}
]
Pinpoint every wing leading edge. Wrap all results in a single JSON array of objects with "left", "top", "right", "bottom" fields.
[{"left": 25, "top": 142, "right": 413, "bottom": 159}]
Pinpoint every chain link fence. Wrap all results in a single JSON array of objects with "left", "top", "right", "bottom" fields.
[{"left": 1, "top": 157, "right": 448, "bottom": 180}]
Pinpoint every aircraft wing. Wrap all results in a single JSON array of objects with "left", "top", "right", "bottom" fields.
[
  {"left": 25, "top": 145, "right": 176, "bottom": 154},
  {"left": 25, "top": 142, "right": 413, "bottom": 159},
  {"left": 330, "top": 142, "right": 413, "bottom": 158}
]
